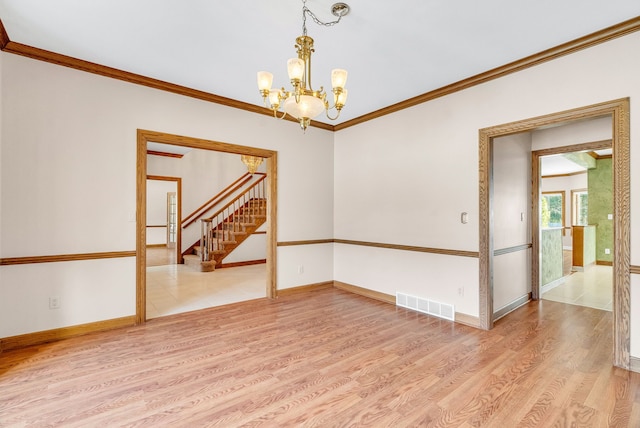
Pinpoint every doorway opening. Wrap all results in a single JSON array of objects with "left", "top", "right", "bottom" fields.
[
  {"left": 479, "top": 98, "right": 630, "bottom": 369},
  {"left": 537, "top": 143, "right": 613, "bottom": 311},
  {"left": 136, "top": 129, "right": 278, "bottom": 323}
]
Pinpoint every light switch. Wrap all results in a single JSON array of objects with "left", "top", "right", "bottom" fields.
[{"left": 608, "top": 214, "right": 613, "bottom": 220}]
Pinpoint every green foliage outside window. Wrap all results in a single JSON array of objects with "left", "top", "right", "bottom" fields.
[{"left": 542, "top": 194, "right": 563, "bottom": 228}]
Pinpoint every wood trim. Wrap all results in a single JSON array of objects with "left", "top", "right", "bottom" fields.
[
  {"left": 267, "top": 153, "right": 278, "bottom": 299},
  {"left": 277, "top": 239, "right": 334, "bottom": 247},
  {"left": 334, "top": 239, "right": 479, "bottom": 258},
  {"left": 480, "top": 98, "right": 630, "bottom": 369},
  {"left": 631, "top": 266, "right": 640, "bottom": 275},
  {"left": 334, "top": 17, "right": 640, "bottom": 130},
  {"left": 0, "top": 38, "right": 333, "bottom": 131},
  {"left": 542, "top": 171, "right": 587, "bottom": 179},
  {"left": 137, "top": 132, "right": 148, "bottom": 324},
  {"left": 454, "top": 312, "right": 481, "bottom": 328},
  {"left": 2, "top": 17, "right": 638, "bottom": 132},
  {"left": 333, "top": 280, "right": 482, "bottom": 329},
  {"left": 535, "top": 139, "right": 613, "bottom": 156},
  {"left": 145, "top": 244, "right": 167, "bottom": 248},
  {"left": 333, "top": 281, "right": 396, "bottom": 304},
  {"left": 0, "top": 251, "right": 136, "bottom": 266},
  {"left": 147, "top": 150, "right": 184, "bottom": 158},
  {"left": 253, "top": 231, "right": 267, "bottom": 235},
  {"left": 137, "top": 130, "right": 279, "bottom": 322},
  {"left": 493, "top": 243, "right": 532, "bottom": 256},
  {"left": 146, "top": 225, "right": 166, "bottom": 228},
  {"left": 276, "top": 281, "right": 334, "bottom": 297},
  {"left": 0, "top": 316, "right": 135, "bottom": 352},
  {"left": 218, "top": 259, "right": 266, "bottom": 269},
  {"left": 597, "top": 260, "right": 614, "bottom": 267},
  {"left": 0, "top": 18, "right": 9, "bottom": 49},
  {"left": 182, "top": 173, "right": 256, "bottom": 228}
]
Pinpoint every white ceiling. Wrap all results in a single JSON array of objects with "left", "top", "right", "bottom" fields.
[
  {"left": 1, "top": 1, "right": 639, "bottom": 125},
  {"left": 541, "top": 149, "right": 612, "bottom": 176}
]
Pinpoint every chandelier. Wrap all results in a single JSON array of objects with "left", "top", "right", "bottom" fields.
[
  {"left": 241, "top": 155, "right": 263, "bottom": 174},
  {"left": 257, "top": 1, "right": 350, "bottom": 131}
]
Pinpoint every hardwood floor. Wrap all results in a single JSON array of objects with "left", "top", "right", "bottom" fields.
[{"left": 1, "top": 288, "right": 639, "bottom": 426}]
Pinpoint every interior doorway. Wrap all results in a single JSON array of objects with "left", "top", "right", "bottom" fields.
[
  {"left": 145, "top": 176, "right": 181, "bottom": 268},
  {"left": 479, "top": 98, "right": 630, "bottom": 369},
  {"left": 536, "top": 143, "right": 613, "bottom": 311},
  {"left": 136, "top": 129, "right": 278, "bottom": 323}
]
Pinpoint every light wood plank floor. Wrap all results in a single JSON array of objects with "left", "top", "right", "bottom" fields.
[{"left": 1, "top": 288, "right": 639, "bottom": 427}]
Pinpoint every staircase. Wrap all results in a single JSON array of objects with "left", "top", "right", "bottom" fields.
[{"left": 182, "top": 177, "right": 267, "bottom": 272}]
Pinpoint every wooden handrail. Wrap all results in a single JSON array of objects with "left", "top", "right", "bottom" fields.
[
  {"left": 182, "top": 172, "right": 265, "bottom": 228},
  {"left": 204, "top": 175, "right": 267, "bottom": 222}
]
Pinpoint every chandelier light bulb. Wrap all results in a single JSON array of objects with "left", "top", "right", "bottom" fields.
[
  {"left": 257, "top": 71, "right": 273, "bottom": 92},
  {"left": 331, "top": 69, "right": 348, "bottom": 90},
  {"left": 287, "top": 58, "right": 305, "bottom": 82}
]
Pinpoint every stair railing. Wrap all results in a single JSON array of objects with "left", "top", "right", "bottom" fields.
[
  {"left": 200, "top": 175, "right": 267, "bottom": 262},
  {"left": 183, "top": 172, "right": 265, "bottom": 229}
]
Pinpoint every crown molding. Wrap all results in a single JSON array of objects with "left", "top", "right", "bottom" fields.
[
  {"left": 0, "top": 20, "right": 334, "bottom": 132},
  {"left": 1, "top": 16, "right": 639, "bottom": 132},
  {"left": 0, "top": 19, "right": 9, "bottom": 49},
  {"left": 334, "top": 16, "right": 640, "bottom": 130}
]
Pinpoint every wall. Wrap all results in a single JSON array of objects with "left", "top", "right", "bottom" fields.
[
  {"left": 541, "top": 229, "right": 563, "bottom": 285},
  {"left": 588, "top": 158, "right": 614, "bottom": 263},
  {"left": 1, "top": 28, "right": 639, "bottom": 358},
  {"left": 334, "top": 31, "right": 640, "bottom": 354},
  {"left": 0, "top": 52, "right": 334, "bottom": 338},
  {"left": 492, "top": 133, "right": 532, "bottom": 312}
]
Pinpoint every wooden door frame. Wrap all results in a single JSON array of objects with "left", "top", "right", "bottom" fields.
[
  {"left": 146, "top": 175, "right": 182, "bottom": 264},
  {"left": 479, "top": 98, "right": 630, "bottom": 369},
  {"left": 136, "top": 129, "right": 278, "bottom": 324}
]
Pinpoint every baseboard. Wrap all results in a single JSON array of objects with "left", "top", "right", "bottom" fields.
[
  {"left": 596, "top": 260, "right": 613, "bottom": 266},
  {"left": 217, "top": 259, "right": 266, "bottom": 269},
  {"left": 454, "top": 312, "right": 481, "bottom": 328},
  {"left": 0, "top": 316, "right": 136, "bottom": 353},
  {"left": 146, "top": 244, "right": 167, "bottom": 248},
  {"left": 630, "top": 357, "right": 640, "bottom": 373},
  {"left": 333, "top": 281, "right": 396, "bottom": 304},
  {"left": 277, "top": 281, "right": 334, "bottom": 297},
  {"left": 541, "top": 277, "right": 566, "bottom": 293},
  {"left": 494, "top": 293, "right": 532, "bottom": 321},
  {"left": 333, "top": 281, "right": 482, "bottom": 328}
]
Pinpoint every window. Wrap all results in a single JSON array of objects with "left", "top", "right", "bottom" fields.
[
  {"left": 541, "top": 191, "right": 565, "bottom": 228},
  {"left": 572, "top": 189, "right": 588, "bottom": 226}
]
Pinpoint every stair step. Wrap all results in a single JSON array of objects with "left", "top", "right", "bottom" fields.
[{"left": 183, "top": 254, "right": 216, "bottom": 272}]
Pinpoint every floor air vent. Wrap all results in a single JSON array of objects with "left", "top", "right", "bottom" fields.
[{"left": 396, "top": 292, "right": 455, "bottom": 321}]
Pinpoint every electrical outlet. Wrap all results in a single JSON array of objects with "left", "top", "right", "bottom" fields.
[
  {"left": 49, "top": 296, "right": 61, "bottom": 309},
  {"left": 605, "top": 248, "right": 611, "bottom": 255},
  {"left": 458, "top": 287, "right": 464, "bottom": 297},
  {"left": 297, "top": 265, "right": 304, "bottom": 274}
]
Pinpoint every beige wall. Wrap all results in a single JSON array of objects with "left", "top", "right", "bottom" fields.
[
  {"left": 0, "top": 52, "right": 335, "bottom": 337},
  {"left": 334, "top": 31, "right": 640, "bottom": 353},
  {"left": 1, "top": 30, "right": 639, "bottom": 358}
]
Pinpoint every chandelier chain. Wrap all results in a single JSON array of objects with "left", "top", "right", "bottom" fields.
[{"left": 301, "top": 1, "right": 344, "bottom": 36}]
